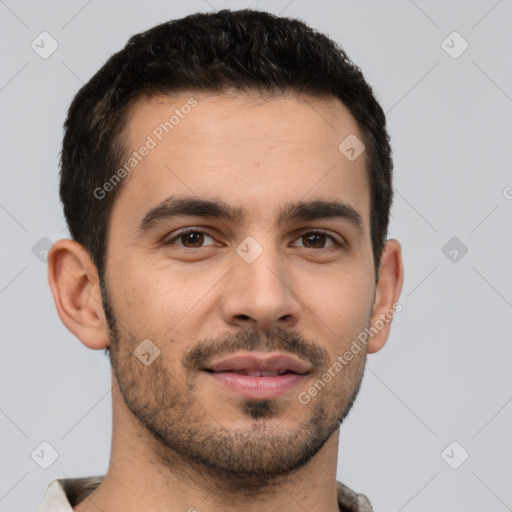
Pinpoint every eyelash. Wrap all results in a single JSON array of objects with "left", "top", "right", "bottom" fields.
[{"left": 162, "top": 228, "right": 343, "bottom": 250}]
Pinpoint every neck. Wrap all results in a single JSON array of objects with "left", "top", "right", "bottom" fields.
[{"left": 74, "top": 379, "right": 341, "bottom": 512}]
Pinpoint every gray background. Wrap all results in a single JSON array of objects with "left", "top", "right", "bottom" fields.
[{"left": 1, "top": 0, "right": 511, "bottom": 510}]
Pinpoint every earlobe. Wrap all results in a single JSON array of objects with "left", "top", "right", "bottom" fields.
[
  {"left": 47, "top": 239, "right": 110, "bottom": 350},
  {"left": 366, "top": 239, "right": 404, "bottom": 354}
]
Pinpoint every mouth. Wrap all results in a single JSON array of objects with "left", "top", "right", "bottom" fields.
[
  {"left": 201, "top": 352, "right": 311, "bottom": 400},
  {"left": 205, "top": 369, "right": 294, "bottom": 376}
]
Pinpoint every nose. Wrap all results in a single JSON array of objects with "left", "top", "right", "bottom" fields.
[{"left": 219, "top": 241, "right": 301, "bottom": 333}]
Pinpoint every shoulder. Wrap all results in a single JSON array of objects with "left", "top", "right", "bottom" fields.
[
  {"left": 36, "top": 476, "right": 104, "bottom": 511},
  {"left": 336, "top": 481, "right": 373, "bottom": 512}
]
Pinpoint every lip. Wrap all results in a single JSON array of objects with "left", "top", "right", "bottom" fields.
[
  {"left": 205, "top": 352, "right": 312, "bottom": 374},
  {"left": 202, "top": 352, "right": 311, "bottom": 400}
]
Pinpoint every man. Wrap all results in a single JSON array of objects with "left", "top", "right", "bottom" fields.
[{"left": 40, "top": 8, "right": 403, "bottom": 512}]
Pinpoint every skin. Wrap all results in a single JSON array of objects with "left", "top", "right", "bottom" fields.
[{"left": 48, "top": 91, "right": 403, "bottom": 512}]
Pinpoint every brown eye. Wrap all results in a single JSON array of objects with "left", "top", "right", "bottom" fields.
[
  {"left": 303, "top": 233, "right": 326, "bottom": 248},
  {"left": 164, "top": 230, "right": 216, "bottom": 248},
  {"left": 180, "top": 232, "right": 205, "bottom": 248},
  {"left": 293, "top": 231, "right": 337, "bottom": 249}
]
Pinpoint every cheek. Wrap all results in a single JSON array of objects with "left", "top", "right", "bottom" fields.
[
  {"left": 304, "top": 266, "right": 374, "bottom": 350},
  {"left": 110, "top": 258, "right": 221, "bottom": 342}
]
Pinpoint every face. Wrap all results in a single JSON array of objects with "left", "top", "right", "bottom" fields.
[{"left": 101, "top": 91, "right": 376, "bottom": 488}]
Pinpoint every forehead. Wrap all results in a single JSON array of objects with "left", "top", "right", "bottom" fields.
[
  {"left": 125, "top": 91, "right": 365, "bottom": 159},
  {"left": 111, "top": 91, "right": 370, "bottom": 233}
]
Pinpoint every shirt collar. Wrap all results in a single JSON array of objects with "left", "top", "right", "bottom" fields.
[{"left": 36, "top": 477, "right": 373, "bottom": 511}]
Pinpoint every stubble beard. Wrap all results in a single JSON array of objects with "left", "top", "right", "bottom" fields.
[{"left": 100, "top": 281, "right": 367, "bottom": 495}]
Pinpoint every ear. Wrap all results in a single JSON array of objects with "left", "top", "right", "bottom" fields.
[
  {"left": 366, "top": 238, "right": 404, "bottom": 354},
  {"left": 47, "top": 239, "right": 109, "bottom": 350}
]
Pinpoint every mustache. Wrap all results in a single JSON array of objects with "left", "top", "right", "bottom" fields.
[{"left": 182, "top": 326, "right": 328, "bottom": 371}]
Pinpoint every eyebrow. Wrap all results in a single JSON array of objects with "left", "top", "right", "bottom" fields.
[
  {"left": 138, "top": 195, "right": 364, "bottom": 234},
  {"left": 139, "top": 196, "right": 243, "bottom": 232},
  {"left": 276, "top": 200, "right": 363, "bottom": 233}
]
